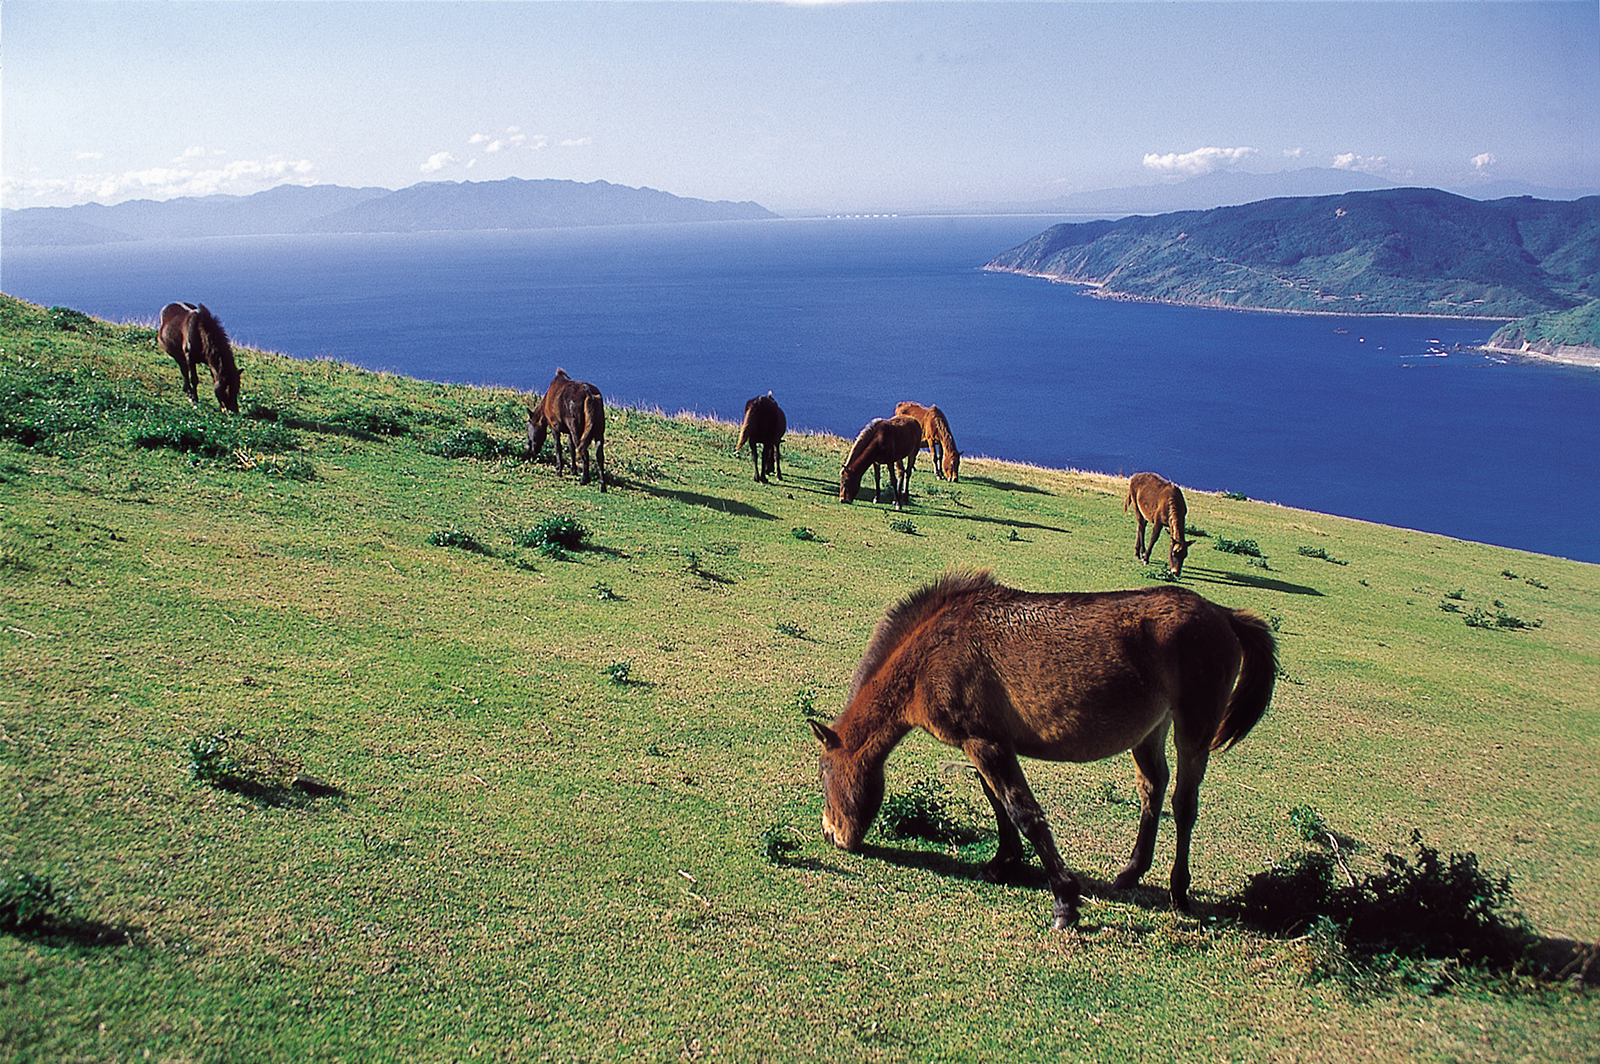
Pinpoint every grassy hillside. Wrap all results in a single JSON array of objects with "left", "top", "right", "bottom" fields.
[{"left": 2, "top": 294, "right": 1596, "bottom": 1062}]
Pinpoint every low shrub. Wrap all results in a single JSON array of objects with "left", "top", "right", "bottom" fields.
[
  {"left": 520, "top": 515, "right": 589, "bottom": 557},
  {"left": 425, "top": 427, "right": 519, "bottom": 460},
  {"left": 427, "top": 527, "right": 488, "bottom": 553},
  {"left": 879, "top": 779, "right": 979, "bottom": 846},
  {"left": 0, "top": 870, "right": 73, "bottom": 934},
  {"left": 1230, "top": 829, "right": 1536, "bottom": 991},
  {"left": 1214, "top": 537, "right": 1263, "bottom": 557}
]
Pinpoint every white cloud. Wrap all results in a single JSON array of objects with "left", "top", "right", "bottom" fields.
[
  {"left": 1283, "top": 147, "right": 1307, "bottom": 161},
  {"left": 560, "top": 137, "right": 593, "bottom": 149},
  {"left": 1142, "top": 146, "right": 1259, "bottom": 176},
  {"left": 1472, "top": 152, "right": 1498, "bottom": 171},
  {"left": 420, "top": 151, "right": 458, "bottom": 173},
  {"left": 3, "top": 155, "right": 317, "bottom": 207},
  {"left": 469, "top": 133, "right": 491, "bottom": 145},
  {"left": 1333, "top": 152, "right": 1389, "bottom": 174}
]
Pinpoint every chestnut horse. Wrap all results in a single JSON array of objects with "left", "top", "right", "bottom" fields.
[
  {"left": 527, "top": 369, "right": 607, "bottom": 491},
  {"left": 811, "top": 570, "right": 1276, "bottom": 928},
  {"left": 736, "top": 392, "right": 786, "bottom": 483},
  {"left": 893, "top": 401, "right": 961, "bottom": 482},
  {"left": 839, "top": 416, "right": 922, "bottom": 509},
  {"left": 158, "top": 302, "right": 240, "bottom": 412},
  {"left": 1124, "top": 472, "right": 1190, "bottom": 577}
]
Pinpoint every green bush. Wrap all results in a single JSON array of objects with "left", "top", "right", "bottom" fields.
[
  {"left": 425, "top": 427, "right": 519, "bottom": 460},
  {"left": 427, "top": 528, "right": 488, "bottom": 553},
  {"left": 879, "top": 779, "right": 978, "bottom": 846},
  {"left": 520, "top": 515, "right": 589, "bottom": 557},
  {"left": 0, "top": 871, "right": 72, "bottom": 934},
  {"left": 1231, "top": 829, "right": 1535, "bottom": 989}
]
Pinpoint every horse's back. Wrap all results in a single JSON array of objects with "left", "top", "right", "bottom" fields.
[
  {"left": 1128, "top": 472, "right": 1182, "bottom": 519},
  {"left": 893, "top": 579, "right": 1253, "bottom": 760}
]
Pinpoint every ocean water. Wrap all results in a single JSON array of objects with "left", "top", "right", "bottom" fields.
[{"left": 5, "top": 216, "right": 1598, "bottom": 563}]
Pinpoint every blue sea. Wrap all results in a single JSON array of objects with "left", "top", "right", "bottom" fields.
[{"left": 5, "top": 216, "right": 1598, "bottom": 564}]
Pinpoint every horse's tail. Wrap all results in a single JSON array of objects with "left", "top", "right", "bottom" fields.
[
  {"left": 581, "top": 391, "right": 605, "bottom": 443},
  {"left": 1123, "top": 481, "right": 1135, "bottom": 513},
  {"left": 736, "top": 405, "right": 755, "bottom": 450},
  {"left": 1212, "top": 609, "right": 1277, "bottom": 752}
]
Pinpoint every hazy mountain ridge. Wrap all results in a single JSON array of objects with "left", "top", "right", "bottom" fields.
[
  {"left": 3, "top": 178, "right": 778, "bottom": 246},
  {"left": 985, "top": 188, "right": 1600, "bottom": 321}
]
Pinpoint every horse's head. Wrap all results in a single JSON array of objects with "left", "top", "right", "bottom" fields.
[
  {"left": 214, "top": 370, "right": 240, "bottom": 413},
  {"left": 943, "top": 449, "right": 962, "bottom": 482},
  {"left": 839, "top": 466, "right": 860, "bottom": 503},
  {"left": 1168, "top": 538, "right": 1189, "bottom": 578},
  {"left": 809, "top": 721, "right": 883, "bottom": 851}
]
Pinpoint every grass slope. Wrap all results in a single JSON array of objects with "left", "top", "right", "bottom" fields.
[{"left": 2, "top": 295, "right": 1596, "bottom": 1062}]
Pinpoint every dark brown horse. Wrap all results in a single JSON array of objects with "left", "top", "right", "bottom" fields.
[
  {"left": 527, "top": 369, "right": 607, "bottom": 491},
  {"left": 1124, "top": 472, "right": 1190, "bottom": 577},
  {"left": 839, "top": 416, "right": 922, "bottom": 509},
  {"left": 158, "top": 302, "right": 240, "bottom": 412},
  {"left": 811, "top": 570, "right": 1276, "bottom": 928},
  {"left": 736, "top": 392, "right": 786, "bottom": 483},
  {"left": 894, "top": 401, "right": 961, "bottom": 482}
]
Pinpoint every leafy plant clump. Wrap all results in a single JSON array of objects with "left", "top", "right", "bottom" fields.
[
  {"left": 1214, "top": 537, "right": 1264, "bottom": 557},
  {"left": 425, "top": 426, "right": 520, "bottom": 460},
  {"left": 603, "top": 660, "right": 634, "bottom": 686},
  {"left": 1297, "top": 545, "right": 1348, "bottom": 565},
  {"left": 428, "top": 527, "right": 489, "bottom": 553},
  {"left": 1231, "top": 829, "right": 1536, "bottom": 990},
  {"left": 879, "top": 779, "right": 978, "bottom": 846},
  {"left": 0, "top": 871, "right": 73, "bottom": 934},
  {"left": 759, "top": 825, "right": 803, "bottom": 865},
  {"left": 520, "top": 515, "right": 589, "bottom": 557}
]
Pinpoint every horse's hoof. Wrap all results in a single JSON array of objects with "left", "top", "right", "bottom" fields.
[
  {"left": 980, "top": 856, "right": 1023, "bottom": 884},
  {"left": 1051, "top": 901, "right": 1081, "bottom": 929},
  {"left": 1111, "top": 868, "right": 1142, "bottom": 892}
]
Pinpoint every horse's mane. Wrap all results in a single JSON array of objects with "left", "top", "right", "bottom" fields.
[
  {"left": 847, "top": 569, "right": 998, "bottom": 701},
  {"left": 926, "top": 405, "right": 956, "bottom": 449},
  {"left": 192, "top": 305, "right": 234, "bottom": 363},
  {"left": 843, "top": 419, "right": 886, "bottom": 468}
]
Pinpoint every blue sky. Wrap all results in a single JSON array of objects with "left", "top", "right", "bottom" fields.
[{"left": 4, "top": 1, "right": 1596, "bottom": 212}]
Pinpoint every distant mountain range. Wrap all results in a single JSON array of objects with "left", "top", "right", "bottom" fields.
[
  {"left": 942, "top": 168, "right": 1598, "bottom": 220},
  {"left": 985, "top": 188, "right": 1600, "bottom": 323},
  {"left": 1, "top": 178, "right": 779, "bottom": 246}
]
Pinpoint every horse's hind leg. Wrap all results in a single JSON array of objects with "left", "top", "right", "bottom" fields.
[
  {"left": 966, "top": 739, "right": 1082, "bottom": 929},
  {"left": 1134, "top": 515, "right": 1149, "bottom": 562},
  {"left": 1112, "top": 724, "right": 1171, "bottom": 893},
  {"left": 594, "top": 437, "right": 606, "bottom": 492},
  {"left": 1167, "top": 737, "right": 1212, "bottom": 913}
]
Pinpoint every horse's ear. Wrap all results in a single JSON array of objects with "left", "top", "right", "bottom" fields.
[{"left": 809, "top": 720, "right": 842, "bottom": 750}]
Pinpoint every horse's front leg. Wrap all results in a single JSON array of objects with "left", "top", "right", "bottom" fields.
[
  {"left": 1112, "top": 724, "right": 1171, "bottom": 893},
  {"left": 1134, "top": 515, "right": 1149, "bottom": 563},
  {"left": 965, "top": 740, "right": 1081, "bottom": 928}
]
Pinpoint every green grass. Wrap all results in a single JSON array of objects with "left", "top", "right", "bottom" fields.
[{"left": 2, "top": 294, "right": 1597, "bottom": 1061}]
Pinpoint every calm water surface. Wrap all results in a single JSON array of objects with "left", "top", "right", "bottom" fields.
[{"left": 5, "top": 217, "right": 1597, "bottom": 563}]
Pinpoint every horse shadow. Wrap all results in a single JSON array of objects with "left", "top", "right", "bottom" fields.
[
  {"left": 961, "top": 475, "right": 1053, "bottom": 496},
  {"left": 5, "top": 914, "right": 141, "bottom": 950},
  {"left": 1180, "top": 566, "right": 1324, "bottom": 597},
  {"left": 629, "top": 482, "right": 778, "bottom": 520}
]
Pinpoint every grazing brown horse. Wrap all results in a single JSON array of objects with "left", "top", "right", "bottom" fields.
[
  {"left": 893, "top": 401, "right": 961, "bottom": 482},
  {"left": 736, "top": 392, "right": 786, "bottom": 483},
  {"left": 1124, "top": 472, "right": 1190, "bottom": 577},
  {"left": 839, "top": 416, "right": 922, "bottom": 509},
  {"left": 158, "top": 302, "right": 240, "bottom": 412},
  {"left": 811, "top": 570, "right": 1276, "bottom": 928},
  {"left": 527, "top": 369, "right": 607, "bottom": 491}
]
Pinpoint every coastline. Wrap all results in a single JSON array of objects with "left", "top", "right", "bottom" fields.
[
  {"left": 980, "top": 265, "right": 1514, "bottom": 323},
  {"left": 1480, "top": 341, "right": 1600, "bottom": 369}
]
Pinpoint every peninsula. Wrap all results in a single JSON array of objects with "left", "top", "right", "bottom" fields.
[{"left": 985, "top": 188, "right": 1600, "bottom": 361}]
